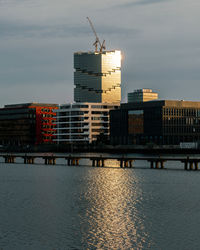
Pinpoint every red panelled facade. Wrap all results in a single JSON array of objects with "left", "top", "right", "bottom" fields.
[{"left": 29, "top": 104, "right": 58, "bottom": 144}]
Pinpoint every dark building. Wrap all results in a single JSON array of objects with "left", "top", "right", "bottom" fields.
[
  {"left": 110, "top": 100, "right": 200, "bottom": 145},
  {"left": 0, "top": 103, "right": 58, "bottom": 145}
]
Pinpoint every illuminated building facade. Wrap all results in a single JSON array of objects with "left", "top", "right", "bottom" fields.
[
  {"left": 128, "top": 89, "right": 158, "bottom": 103},
  {"left": 54, "top": 103, "right": 119, "bottom": 144},
  {"left": 74, "top": 50, "right": 121, "bottom": 104},
  {"left": 0, "top": 103, "right": 58, "bottom": 145}
]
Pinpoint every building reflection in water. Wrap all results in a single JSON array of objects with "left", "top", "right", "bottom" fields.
[{"left": 79, "top": 165, "right": 153, "bottom": 249}]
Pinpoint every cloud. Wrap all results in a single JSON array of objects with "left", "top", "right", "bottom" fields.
[
  {"left": 108, "top": 0, "right": 171, "bottom": 9},
  {"left": 132, "top": 0, "right": 170, "bottom": 6},
  {"left": 0, "top": 23, "right": 88, "bottom": 40},
  {"left": 0, "top": 19, "right": 139, "bottom": 41}
]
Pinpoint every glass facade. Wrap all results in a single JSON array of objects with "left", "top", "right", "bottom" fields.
[
  {"left": 74, "top": 51, "right": 121, "bottom": 103},
  {"left": 110, "top": 100, "right": 200, "bottom": 145}
]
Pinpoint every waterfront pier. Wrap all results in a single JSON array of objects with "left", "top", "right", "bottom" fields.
[{"left": 0, "top": 154, "right": 200, "bottom": 171}]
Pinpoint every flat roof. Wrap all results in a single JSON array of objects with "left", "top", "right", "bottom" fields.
[
  {"left": 121, "top": 100, "right": 200, "bottom": 109},
  {"left": 74, "top": 50, "right": 121, "bottom": 55},
  {"left": 4, "top": 103, "right": 58, "bottom": 108}
]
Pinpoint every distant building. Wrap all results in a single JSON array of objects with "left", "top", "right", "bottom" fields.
[
  {"left": 110, "top": 100, "right": 200, "bottom": 145},
  {"left": 0, "top": 103, "right": 58, "bottom": 145},
  {"left": 74, "top": 50, "right": 121, "bottom": 104},
  {"left": 54, "top": 103, "right": 119, "bottom": 144},
  {"left": 128, "top": 89, "right": 158, "bottom": 103}
]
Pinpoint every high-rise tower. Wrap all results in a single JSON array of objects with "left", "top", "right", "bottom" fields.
[{"left": 74, "top": 50, "right": 121, "bottom": 104}]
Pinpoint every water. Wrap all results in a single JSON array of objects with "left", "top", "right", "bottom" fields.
[{"left": 0, "top": 156, "right": 200, "bottom": 249}]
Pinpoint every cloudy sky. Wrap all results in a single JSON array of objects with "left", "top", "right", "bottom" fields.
[{"left": 0, "top": 0, "right": 200, "bottom": 106}]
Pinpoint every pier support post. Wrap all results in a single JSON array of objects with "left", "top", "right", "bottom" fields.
[
  {"left": 129, "top": 160, "right": 133, "bottom": 168},
  {"left": 72, "top": 159, "right": 76, "bottom": 166},
  {"left": 124, "top": 160, "right": 128, "bottom": 168},
  {"left": 155, "top": 161, "right": 159, "bottom": 169},
  {"left": 195, "top": 162, "right": 198, "bottom": 170},
  {"left": 150, "top": 161, "right": 154, "bottom": 169},
  {"left": 92, "top": 159, "right": 95, "bottom": 167},
  {"left": 160, "top": 161, "right": 164, "bottom": 169},
  {"left": 97, "top": 159, "right": 100, "bottom": 167},
  {"left": 190, "top": 162, "right": 193, "bottom": 170},
  {"left": 184, "top": 161, "right": 188, "bottom": 170}
]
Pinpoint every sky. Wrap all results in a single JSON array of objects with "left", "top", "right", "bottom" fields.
[{"left": 0, "top": 0, "right": 200, "bottom": 106}]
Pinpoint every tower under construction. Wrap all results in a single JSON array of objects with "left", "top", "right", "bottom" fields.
[{"left": 74, "top": 50, "right": 121, "bottom": 103}]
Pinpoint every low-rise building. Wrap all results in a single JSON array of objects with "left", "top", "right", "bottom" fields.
[
  {"left": 110, "top": 100, "right": 200, "bottom": 145},
  {"left": 0, "top": 103, "right": 58, "bottom": 145},
  {"left": 128, "top": 89, "right": 158, "bottom": 103},
  {"left": 54, "top": 103, "right": 119, "bottom": 144}
]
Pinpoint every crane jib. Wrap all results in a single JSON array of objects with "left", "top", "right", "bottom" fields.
[{"left": 86, "top": 17, "right": 106, "bottom": 53}]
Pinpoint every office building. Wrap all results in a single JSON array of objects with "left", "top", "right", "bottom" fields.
[
  {"left": 128, "top": 89, "right": 158, "bottom": 103},
  {"left": 54, "top": 103, "right": 119, "bottom": 144},
  {"left": 0, "top": 103, "right": 58, "bottom": 145},
  {"left": 74, "top": 50, "right": 121, "bottom": 103},
  {"left": 110, "top": 100, "right": 200, "bottom": 145}
]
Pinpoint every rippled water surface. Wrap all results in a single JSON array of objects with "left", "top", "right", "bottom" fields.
[{"left": 0, "top": 158, "right": 200, "bottom": 249}]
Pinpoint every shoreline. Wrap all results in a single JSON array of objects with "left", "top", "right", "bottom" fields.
[{"left": 1, "top": 144, "right": 200, "bottom": 155}]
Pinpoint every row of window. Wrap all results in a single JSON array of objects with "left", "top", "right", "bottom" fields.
[
  {"left": 42, "top": 114, "right": 54, "bottom": 118},
  {"left": 58, "top": 135, "right": 88, "bottom": 140},
  {"left": 163, "top": 108, "right": 200, "bottom": 117},
  {"left": 163, "top": 117, "right": 200, "bottom": 125},
  {"left": 42, "top": 125, "right": 55, "bottom": 129},
  {"left": 91, "top": 111, "right": 108, "bottom": 115},
  {"left": 91, "top": 105, "right": 117, "bottom": 109},
  {"left": 41, "top": 108, "right": 53, "bottom": 112},
  {"left": 58, "top": 117, "right": 88, "bottom": 122},
  {"left": 42, "top": 131, "right": 55, "bottom": 134},
  {"left": 58, "top": 117, "right": 109, "bottom": 123},
  {"left": 57, "top": 129, "right": 89, "bottom": 133},
  {"left": 43, "top": 119, "right": 54, "bottom": 124},
  {"left": 58, "top": 111, "right": 89, "bottom": 116},
  {"left": 60, "top": 105, "right": 89, "bottom": 109},
  {"left": 92, "top": 129, "right": 109, "bottom": 133},
  {"left": 163, "top": 126, "right": 199, "bottom": 133},
  {"left": 92, "top": 123, "right": 109, "bottom": 127}
]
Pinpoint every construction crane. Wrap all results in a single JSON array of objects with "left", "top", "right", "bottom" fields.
[{"left": 86, "top": 17, "right": 106, "bottom": 52}]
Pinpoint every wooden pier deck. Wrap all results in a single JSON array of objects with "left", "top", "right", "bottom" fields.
[{"left": 0, "top": 154, "right": 200, "bottom": 171}]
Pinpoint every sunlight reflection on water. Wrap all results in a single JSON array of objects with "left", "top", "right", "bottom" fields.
[{"left": 79, "top": 168, "right": 152, "bottom": 249}]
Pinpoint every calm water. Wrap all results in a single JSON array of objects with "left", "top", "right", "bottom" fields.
[{"left": 0, "top": 156, "right": 200, "bottom": 249}]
